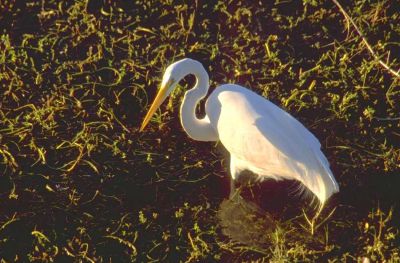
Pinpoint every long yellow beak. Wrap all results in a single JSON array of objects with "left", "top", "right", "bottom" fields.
[{"left": 140, "top": 80, "right": 172, "bottom": 131}]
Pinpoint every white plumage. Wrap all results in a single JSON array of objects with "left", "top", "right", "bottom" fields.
[{"left": 140, "top": 58, "right": 339, "bottom": 204}]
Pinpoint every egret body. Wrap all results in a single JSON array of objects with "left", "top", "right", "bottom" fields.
[{"left": 140, "top": 58, "right": 339, "bottom": 204}]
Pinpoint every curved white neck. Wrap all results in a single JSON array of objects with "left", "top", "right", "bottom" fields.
[{"left": 180, "top": 63, "right": 218, "bottom": 142}]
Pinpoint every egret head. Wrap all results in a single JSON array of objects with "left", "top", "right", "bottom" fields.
[{"left": 140, "top": 58, "right": 198, "bottom": 131}]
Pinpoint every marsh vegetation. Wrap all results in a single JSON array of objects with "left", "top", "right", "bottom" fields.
[{"left": 0, "top": 0, "right": 399, "bottom": 261}]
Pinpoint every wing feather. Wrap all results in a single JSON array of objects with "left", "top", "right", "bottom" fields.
[{"left": 206, "top": 85, "right": 338, "bottom": 203}]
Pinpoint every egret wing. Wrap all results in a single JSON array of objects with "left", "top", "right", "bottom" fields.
[{"left": 208, "top": 85, "right": 338, "bottom": 202}]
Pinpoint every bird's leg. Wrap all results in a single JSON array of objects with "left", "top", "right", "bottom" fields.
[
  {"left": 229, "top": 156, "right": 242, "bottom": 200},
  {"left": 229, "top": 178, "right": 243, "bottom": 202},
  {"left": 229, "top": 178, "right": 236, "bottom": 199}
]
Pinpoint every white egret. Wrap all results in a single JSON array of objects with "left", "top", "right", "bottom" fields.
[{"left": 140, "top": 58, "right": 339, "bottom": 204}]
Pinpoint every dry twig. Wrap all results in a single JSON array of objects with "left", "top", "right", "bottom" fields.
[{"left": 332, "top": 0, "right": 400, "bottom": 79}]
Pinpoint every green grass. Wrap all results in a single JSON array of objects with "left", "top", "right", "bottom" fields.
[{"left": 0, "top": 0, "right": 399, "bottom": 261}]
